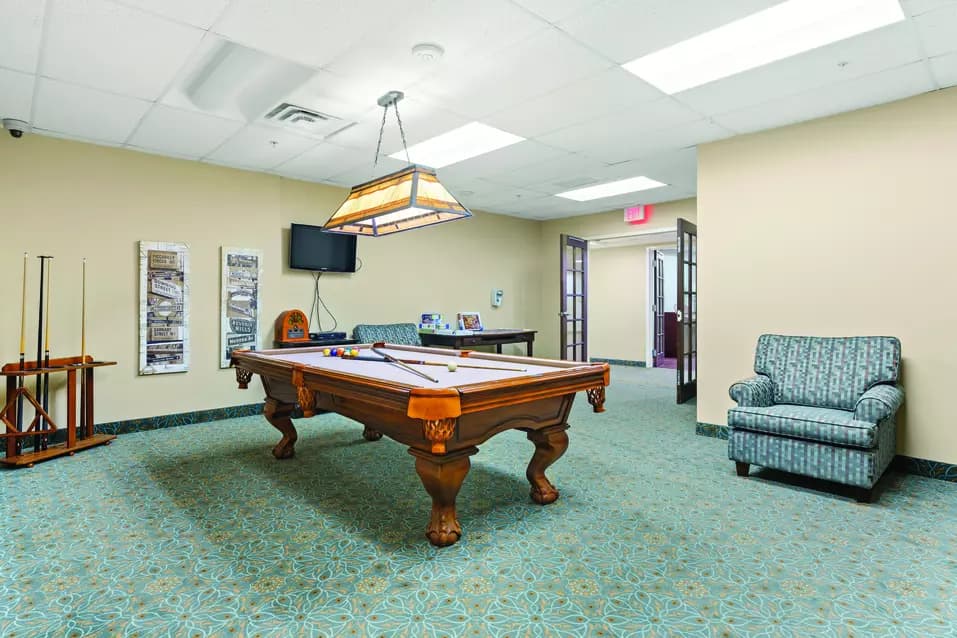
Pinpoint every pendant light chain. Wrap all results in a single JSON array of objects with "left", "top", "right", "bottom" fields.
[
  {"left": 372, "top": 104, "right": 389, "bottom": 171},
  {"left": 393, "top": 101, "right": 412, "bottom": 165}
]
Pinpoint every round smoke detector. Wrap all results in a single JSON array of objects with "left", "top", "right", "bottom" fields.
[{"left": 412, "top": 43, "right": 445, "bottom": 61}]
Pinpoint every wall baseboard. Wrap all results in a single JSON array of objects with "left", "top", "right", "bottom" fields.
[
  {"left": 695, "top": 422, "right": 957, "bottom": 483},
  {"left": 590, "top": 358, "right": 646, "bottom": 367}
]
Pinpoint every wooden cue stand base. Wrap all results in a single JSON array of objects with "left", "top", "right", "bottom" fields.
[{"left": 1, "top": 355, "right": 116, "bottom": 468}]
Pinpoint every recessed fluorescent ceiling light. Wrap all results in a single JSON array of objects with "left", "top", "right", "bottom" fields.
[
  {"left": 389, "top": 122, "right": 525, "bottom": 168},
  {"left": 556, "top": 176, "right": 667, "bottom": 201},
  {"left": 622, "top": 0, "right": 906, "bottom": 94}
]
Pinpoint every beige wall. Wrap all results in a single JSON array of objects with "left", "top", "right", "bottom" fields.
[
  {"left": 0, "top": 135, "right": 539, "bottom": 424},
  {"left": 698, "top": 86, "right": 957, "bottom": 464},
  {"left": 537, "top": 199, "right": 697, "bottom": 360}
]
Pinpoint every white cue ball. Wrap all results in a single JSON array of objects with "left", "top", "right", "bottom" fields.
[{"left": 447, "top": 362, "right": 457, "bottom": 372}]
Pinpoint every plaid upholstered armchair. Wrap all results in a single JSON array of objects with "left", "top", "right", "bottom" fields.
[
  {"left": 352, "top": 323, "right": 422, "bottom": 346},
  {"left": 728, "top": 335, "right": 903, "bottom": 502}
]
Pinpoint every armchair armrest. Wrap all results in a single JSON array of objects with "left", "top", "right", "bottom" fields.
[
  {"left": 854, "top": 385, "right": 904, "bottom": 423},
  {"left": 729, "top": 375, "right": 774, "bottom": 407}
]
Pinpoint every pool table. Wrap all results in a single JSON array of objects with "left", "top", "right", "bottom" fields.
[{"left": 231, "top": 343, "right": 609, "bottom": 547}]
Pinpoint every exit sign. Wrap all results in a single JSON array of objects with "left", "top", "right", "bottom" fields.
[{"left": 624, "top": 204, "right": 654, "bottom": 225}]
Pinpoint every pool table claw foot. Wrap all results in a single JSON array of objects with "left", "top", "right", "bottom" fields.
[
  {"left": 410, "top": 447, "right": 477, "bottom": 547},
  {"left": 264, "top": 399, "right": 298, "bottom": 460},
  {"left": 362, "top": 426, "right": 383, "bottom": 441},
  {"left": 526, "top": 425, "right": 569, "bottom": 505}
]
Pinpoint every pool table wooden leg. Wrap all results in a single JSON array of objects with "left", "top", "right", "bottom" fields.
[
  {"left": 526, "top": 424, "right": 570, "bottom": 505},
  {"left": 362, "top": 426, "right": 383, "bottom": 441},
  {"left": 410, "top": 446, "right": 478, "bottom": 547},
  {"left": 263, "top": 398, "right": 298, "bottom": 460}
]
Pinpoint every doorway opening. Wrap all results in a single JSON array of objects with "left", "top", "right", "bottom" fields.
[{"left": 647, "top": 246, "right": 678, "bottom": 370}]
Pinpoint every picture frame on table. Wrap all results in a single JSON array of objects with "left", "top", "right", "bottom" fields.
[{"left": 457, "top": 312, "right": 483, "bottom": 331}]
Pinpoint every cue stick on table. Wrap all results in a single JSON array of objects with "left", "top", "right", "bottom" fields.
[
  {"left": 344, "top": 353, "right": 527, "bottom": 372},
  {"left": 41, "top": 258, "right": 52, "bottom": 450},
  {"left": 370, "top": 347, "right": 439, "bottom": 383},
  {"left": 16, "top": 253, "right": 28, "bottom": 455}
]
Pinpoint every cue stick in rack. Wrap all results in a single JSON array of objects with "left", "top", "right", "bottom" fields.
[
  {"left": 41, "top": 258, "right": 52, "bottom": 450},
  {"left": 16, "top": 253, "right": 28, "bottom": 456},
  {"left": 35, "top": 256, "right": 52, "bottom": 452},
  {"left": 369, "top": 347, "right": 439, "bottom": 383},
  {"left": 80, "top": 258, "right": 87, "bottom": 439},
  {"left": 344, "top": 353, "right": 527, "bottom": 372}
]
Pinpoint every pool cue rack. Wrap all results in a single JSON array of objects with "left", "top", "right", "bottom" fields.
[{"left": 2, "top": 355, "right": 116, "bottom": 468}]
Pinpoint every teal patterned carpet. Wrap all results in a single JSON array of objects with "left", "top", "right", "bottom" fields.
[{"left": 2, "top": 366, "right": 956, "bottom": 637}]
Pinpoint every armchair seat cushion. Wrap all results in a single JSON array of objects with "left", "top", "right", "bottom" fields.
[{"left": 728, "top": 404, "right": 879, "bottom": 449}]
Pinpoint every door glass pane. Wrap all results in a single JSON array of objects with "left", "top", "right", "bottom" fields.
[
  {"left": 574, "top": 248, "right": 583, "bottom": 269},
  {"left": 683, "top": 292, "right": 690, "bottom": 318},
  {"left": 574, "top": 272, "right": 583, "bottom": 297},
  {"left": 575, "top": 296, "right": 583, "bottom": 317},
  {"left": 686, "top": 354, "right": 693, "bottom": 381},
  {"left": 691, "top": 264, "right": 696, "bottom": 293},
  {"left": 565, "top": 271, "right": 574, "bottom": 297},
  {"left": 691, "top": 235, "right": 697, "bottom": 264},
  {"left": 683, "top": 323, "right": 690, "bottom": 355},
  {"left": 564, "top": 244, "right": 573, "bottom": 266}
]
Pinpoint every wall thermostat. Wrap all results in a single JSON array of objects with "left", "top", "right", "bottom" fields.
[{"left": 491, "top": 288, "right": 504, "bottom": 307}]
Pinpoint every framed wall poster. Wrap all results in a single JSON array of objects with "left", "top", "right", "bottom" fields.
[
  {"left": 221, "top": 247, "right": 262, "bottom": 368},
  {"left": 139, "top": 241, "right": 189, "bottom": 374}
]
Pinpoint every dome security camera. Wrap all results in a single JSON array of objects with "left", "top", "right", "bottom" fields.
[{"left": 2, "top": 118, "right": 31, "bottom": 138}]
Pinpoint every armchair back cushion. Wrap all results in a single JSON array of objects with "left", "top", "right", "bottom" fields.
[
  {"left": 352, "top": 323, "right": 422, "bottom": 346},
  {"left": 754, "top": 335, "right": 901, "bottom": 411}
]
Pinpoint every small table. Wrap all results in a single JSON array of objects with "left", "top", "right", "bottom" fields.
[{"left": 419, "top": 329, "right": 537, "bottom": 356}]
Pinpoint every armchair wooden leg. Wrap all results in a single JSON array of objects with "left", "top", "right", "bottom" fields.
[{"left": 735, "top": 462, "right": 750, "bottom": 477}]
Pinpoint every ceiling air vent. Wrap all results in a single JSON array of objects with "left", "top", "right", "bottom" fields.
[
  {"left": 262, "top": 102, "right": 353, "bottom": 138},
  {"left": 554, "top": 177, "right": 598, "bottom": 189}
]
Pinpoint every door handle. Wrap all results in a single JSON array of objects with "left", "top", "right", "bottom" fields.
[
  {"left": 676, "top": 310, "right": 683, "bottom": 322},
  {"left": 559, "top": 312, "right": 569, "bottom": 317}
]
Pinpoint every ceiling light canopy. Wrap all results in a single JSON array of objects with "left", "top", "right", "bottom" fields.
[
  {"left": 324, "top": 91, "right": 472, "bottom": 237},
  {"left": 389, "top": 122, "right": 525, "bottom": 168},
  {"left": 622, "top": 0, "right": 906, "bottom": 94},
  {"left": 556, "top": 176, "right": 667, "bottom": 202}
]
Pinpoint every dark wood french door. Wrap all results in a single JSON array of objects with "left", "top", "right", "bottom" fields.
[
  {"left": 676, "top": 218, "right": 697, "bottom": 403},
  {"left": 560, "top": 234, "right": 588, "bottom": 361},
  {"left": 653, "top": 250, "right": 665, "bottom": 368}
]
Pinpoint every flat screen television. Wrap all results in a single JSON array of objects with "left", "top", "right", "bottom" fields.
[{"left": 289, "top": 223, "right": 357, "bottom": 272}]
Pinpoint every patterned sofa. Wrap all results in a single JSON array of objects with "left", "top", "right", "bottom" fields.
[
  {"left": 728, "top": 335, "right": 903, "bottom": 502},
  {"left": 352, "top": 323, "right": 422, "bottom": 346}
]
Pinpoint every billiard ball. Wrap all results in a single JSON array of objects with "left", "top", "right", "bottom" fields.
[
  {"left": 447, "top": 362, "right": 457, "bottom": 372},
  {"left": 323, "top": 349, "right": 331, "bottom": 356}
]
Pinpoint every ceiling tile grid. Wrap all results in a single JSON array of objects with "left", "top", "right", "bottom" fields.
[{"left": 1, "top": 0, "right": 955, "bottom": 219}]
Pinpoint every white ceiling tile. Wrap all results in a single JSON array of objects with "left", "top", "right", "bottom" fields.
[
  {"left": 556, "top": 0, "right": 781, "bottom": 64},
  {"left": 325, "top": 156, "right": 411, "bottom": 186},
  {"left": 274, "top": 143, "right": 372, "bottom": 181},
  {"left": 599, "top": 147, "right": 698, "bottom": 191},
  {"left": 913, "top": 4, "right": 957, "bottom": 57},
  {"left": 33, "top": 78, "right": 152, "bottom": 143},
  {"left": 204, "top": 124, "right": 320, "bottom": 169},
  {"left": 511, "top": 0, "right": 607, "bottom": 23},
  {"left": 676, "top": 21, "right": 925, "bottom": 116},
  {"left": 437, "top": 141, "right": 568, "bottom": 181},
  {"left": 0, "top": 67, "right": 34, "bottom": 121},
  {"left": 712, "top": 62, "right": 935, "bottom": 134},
  {"left": 535, "top": 98, "right": 705, "bottom": 160},
  {"left": 413, "top": 28, "right": 613, "bottom": 118},
  {"left": 902, "top": 0, "right": 957, "bottom": 17},
  {"left": 213, "top": 0, "right": 406, "bottom": 68},
  {"left": 481, "top": 153, "right": 610, "bottom": 190},
  {"left": 483, "top": 67, "right": 663, "bottom": 138},
  {"left": 929, "top": 51, "right": 957, "bottom": 87},
  {"left": 0, "top": 0, "right": 45, "bottom": 73},
  {"left": 114, "top": 0, "right": 230, "bottom": 28},
  {"left": 44, "top": 0, "right": 205, "bottom": 101},
  {"left": 323, "top": 0, "right": 548, "bottom": 97},
  {"left": 127, "top": 104, "right": 245, "bottom": 157}
]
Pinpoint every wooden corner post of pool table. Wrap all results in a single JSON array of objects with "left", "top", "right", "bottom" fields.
[
  {"left": 263, "top": 398, "right": 297, "bottom": 460},
  {"left": 586, "top": 366, "right": 611, "bottom": 412},
  {"left": 407, "top": 388, "right": 463, "bottom": 455},
  {"left": 526, "top": 424, "right": 570, "bottom": 505}
]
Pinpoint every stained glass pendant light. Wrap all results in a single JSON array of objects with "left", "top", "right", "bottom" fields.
[{"left": 322, "top": 91, "right": 472, "bottom": 237}]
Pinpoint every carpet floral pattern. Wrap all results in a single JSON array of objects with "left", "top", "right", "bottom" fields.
[{"left": 2, "top": 366, "right": 956, "bottom": 637}]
